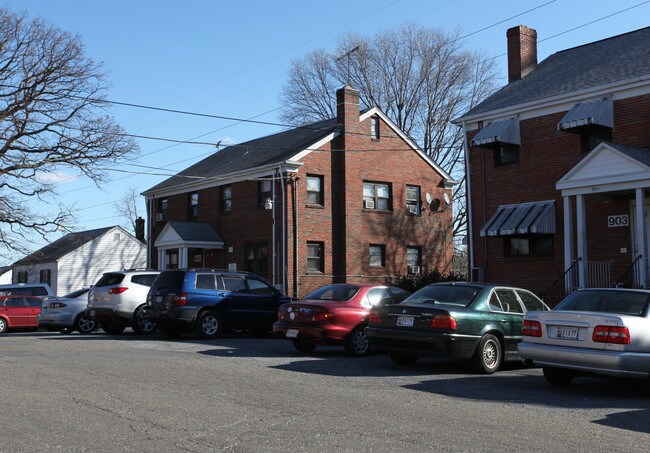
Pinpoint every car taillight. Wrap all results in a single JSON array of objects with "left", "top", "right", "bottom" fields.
[
  {"left": 369, "top": 311, "right": 382, "bottom": 324},
  {"left": 49, "top": 302, "right": 67, "bottom": 309},
  {"left": 108, "top": 287, "right": 128, "bottom": 295},
  {"left": 522, "top": 320, "right": 542, "bottom": 337},
  {"left": 173, "top": 293, "right": 188, "bottom": 306},
  {"left": 277, "top": 309, "right": 283, "bottom": 320},
  {"left": 429, "top": 314, "right": 456, "bottom": 330},
  {"left": 592, "top": 325, "right": 630, "bottom": 344},
  {"left": 312, "top": 312, "right": 334, "bottom": 322}
]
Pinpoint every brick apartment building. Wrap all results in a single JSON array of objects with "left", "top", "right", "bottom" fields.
[
  {"left": 454, "top": 25, "right": 650, "bottom": 305},
  {"left": 143, "top": 86, "right": 456, "bottom": 297}
]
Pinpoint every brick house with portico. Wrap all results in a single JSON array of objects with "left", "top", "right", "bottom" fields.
[
  {"left": 454, "top": 25, "right": 650, "bottom": 305},
  {"left": 143, "top": 87, "right": 456, "bottom": 297}
]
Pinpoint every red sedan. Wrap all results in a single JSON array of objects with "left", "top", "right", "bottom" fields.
[
  {"left": 273, "top": 284, "right": 410, "bottom": 356},
  {"left": 0, "top": 295, "right": 43, "bottom": 334}
]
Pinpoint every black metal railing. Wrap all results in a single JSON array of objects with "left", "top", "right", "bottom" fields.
[
  {"left": 613, "top": 254, "right": 643, "bottom": 288},
  {"left": 540, "top": 257, "right": 581, "bottom": 308}
]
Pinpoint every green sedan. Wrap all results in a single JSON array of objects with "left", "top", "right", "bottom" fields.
[{"left": 366, "top": 282, "right": 549, "bottom": 373}]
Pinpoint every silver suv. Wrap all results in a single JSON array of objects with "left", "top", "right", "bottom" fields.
[{"left": 87, "top": 270, "right": 160, "bottom": 335}]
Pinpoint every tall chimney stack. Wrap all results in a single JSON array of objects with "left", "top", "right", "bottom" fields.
[{"left": 507, "top": 25, "right": 537, "bottom": 83}]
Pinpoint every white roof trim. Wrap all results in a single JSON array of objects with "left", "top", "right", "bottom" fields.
[{"left": 289, "top": 131, "right": 339, "bottom": 162}]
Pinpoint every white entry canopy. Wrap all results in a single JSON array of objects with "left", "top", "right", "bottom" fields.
[{"left": 480, "top": 200, "right": 556, "bottom": 237}]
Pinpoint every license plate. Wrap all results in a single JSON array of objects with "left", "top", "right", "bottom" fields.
[
  {"left": 286, "top": 329, "right": 299, "bottom": 338},
  {"left": 556, "top": 326, "right": 578, "bottom": 340},
  {"left": 396, "top": 316, "right": 414, "bottom": 327}
]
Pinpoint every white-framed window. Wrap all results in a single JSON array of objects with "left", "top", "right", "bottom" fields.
[
  {"left": 369, "top": 244, "right": 385, "bottom": 268},
  {"left": 370, "top": 115, "right": 380, "bottom": 140},
  {"left": 306, "top": 175, "right": 324, "bottom": 205},
  {"left": 189, "top": 192, "right": 199, "bottom": 218},
  {"left": 259, "top": 179, "right": 272, "bottom": 207},
  {"left": 363, "top": 182, "right": 391, "bottom": 211},
  {"left": 307, "top": 242, "right": 324, "bottom": 273},
  {"left": 39, "top": 269, "right": 51, "bottom": 285},
  {"left": 222, "top": 186, "right": 232, "bottom": 212},
  {"left": 406, "top": 185, "right": 420, "bottom": 215}
]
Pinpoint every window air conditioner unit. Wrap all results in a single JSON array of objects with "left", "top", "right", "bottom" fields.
[
  {"left": 155, "top": 213, "right": 167, "bottom": 222},
  {"left": 408, "top": 204, "right": 418, "bottom": 214},
  {"left": 408, "top": 265, "right": 421, "bottom": 275},
  {"left": 364, "top": 200, "right": 375, "bottom": 209}
]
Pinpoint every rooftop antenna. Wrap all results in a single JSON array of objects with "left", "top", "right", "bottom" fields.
[{"left": 336, "top": 45, "right": 360, "bottom": 87}]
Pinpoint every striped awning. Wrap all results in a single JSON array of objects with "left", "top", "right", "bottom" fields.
[
  {"left": 558, "top": 97, "right": 613, "bottom": 130},
  {"left": 471, "top": 117, "right": 521, "bottom": 147},
  {"left": 480, "top": 201, "right": 556, "bottom": 237}
]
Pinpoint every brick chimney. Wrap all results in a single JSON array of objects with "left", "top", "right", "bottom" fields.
[
  {"left": 336, "top": 86, "right": 361, "bottom": 148},
  {"left": 135, "top": 217, "right": 145, "bottom": 243},
  {"left": 507, "top": 25, "right": 537, "bottom": 83}
]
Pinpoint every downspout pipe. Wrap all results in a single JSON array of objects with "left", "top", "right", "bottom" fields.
[
  {"left": 280, "top": 165, "right": 287, "bottom": 295},
  {"left": 461, "top": 120, "right": 475, "bottom": 275}
]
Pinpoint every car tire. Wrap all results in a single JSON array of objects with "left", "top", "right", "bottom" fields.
[
  {"left": 196, "top": 310, "right": 221, "bottom": 339},
  {"left": 344, "top": 326, "right": 370, "bottom": 357},
  {"left": 100, "top": 320, "right": 127, "bottom": 335},
  {"left": 74, "top": 313, "right": 96, "bottom": 334},
  {"left": 390, "top": 353, "right": 419, "bottom": 365},
  {"left": 543, "top": 366, "right": 574, "bottom": 386},
  {"left": 132, "top": 306, "right": 156, "bottom": 335},
  {"left": 292, "top": 337, "right": 316, "bottom": 353},
  {"left": 0, "top": 317, "right": 7, "bottom": 334},
  {"left": 472, "top": 334, "right": 502, "bottom": 374}
]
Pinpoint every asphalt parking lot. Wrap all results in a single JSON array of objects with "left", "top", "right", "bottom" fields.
[{"left": 1, "top": 330, "right": 648, "bottom": 452}]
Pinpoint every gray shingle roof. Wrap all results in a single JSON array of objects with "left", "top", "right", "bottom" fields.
[
  {"left": 14, "top": 227, "right": 114, "bottom": 265},
  {"left": 609, "top": 143, "right": 650, "bottom": 166},
  {"left": 167, "top": 222, "right": 223, "bottom": 243},
  {"left": 145, "top": 117, "right": 340, "bottom": 193},
  {"left": 462, "top": 26, "right": 650, "bottom": 118}
]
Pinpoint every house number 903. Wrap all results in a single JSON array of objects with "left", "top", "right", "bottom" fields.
[{"left": 608, "top": 215, "right": 629, "bottom": 227}]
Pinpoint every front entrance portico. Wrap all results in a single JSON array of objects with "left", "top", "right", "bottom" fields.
[{"left": 154, "top": 221, "right": 224, "bottom": 270}]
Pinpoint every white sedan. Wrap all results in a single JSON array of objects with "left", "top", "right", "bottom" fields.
[{"left": 519, "top": 288, "right": 650, "bottom": 387}]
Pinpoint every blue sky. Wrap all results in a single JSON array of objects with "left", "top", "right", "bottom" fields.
[{"left": 4, "top": 0, "right": 650, "bottom": 262}]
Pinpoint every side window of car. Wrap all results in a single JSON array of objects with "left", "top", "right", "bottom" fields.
[
  {"left": 495, "top": 289, "right": 523, "bottom": 314},
  {"left": 365, "top": 288, "right": 391, "bottom": 308},
  {"left": 131, "top": 274, "right": 159, "bottom": 287},
  {"left": 26, "top": 297, "right": 42, "bottom": 308},
  {"left": 195, "top": 273, "right": 216, "bottom": 290},
  {"left": 223, "top": 276, "right": 247, "bottom": 292},
  {"left": 246, "top": 278, "right": 275, "bottom": 296},
  {"left": 5, "top": 297, "right": 25, "bottom": 307},
  {"left": 516, "top": 290, "right": 548, "bottom": 312},
  {"left": 488, "top": 293, "right": 503, "bottom": 311}
]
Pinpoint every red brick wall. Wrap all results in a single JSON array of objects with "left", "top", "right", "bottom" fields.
[{"left": 469, "top": 93, "right": 650, "bottom": 298}]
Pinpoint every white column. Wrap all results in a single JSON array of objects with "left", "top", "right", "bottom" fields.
[
  {"left": 157, "top": 249, "right": 165, "bottom": 271},
  {"left": 635, "top": 188, "right": 647, "bottom": 287},
  {"left": 180, "top": 247, "right": 188, "bottom": 269},
  {"left": 563, "top": 196, "right": 574, "bottom": 291},
  {"left": 576, "top": 194, "right": 588, "bottom": 288}
]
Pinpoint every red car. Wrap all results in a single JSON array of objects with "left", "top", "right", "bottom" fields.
[
  {"left": 273, "top": 284, "right": 410, "bottom": 356},
  {"left": 0, "top": 295, "right": 43, "bottom": 334}
]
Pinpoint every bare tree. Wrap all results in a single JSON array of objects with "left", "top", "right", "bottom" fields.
[
  {"left": 0, "top": 9, "right": 136, "bottom": 258},
  {"left": 280, "top": 23, "right": 496, "bottom": 239},
  {"left": 113, "top": 187, "right": 143, "bottom": 235}
]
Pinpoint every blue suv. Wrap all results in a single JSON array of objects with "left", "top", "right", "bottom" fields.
[{"left": 144, "top": 269, "right": 290, "bottom": 339}]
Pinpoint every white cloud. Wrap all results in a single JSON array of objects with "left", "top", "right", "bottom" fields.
[{"left": 35, "top": 171, "right": 80, "bottom": 184}]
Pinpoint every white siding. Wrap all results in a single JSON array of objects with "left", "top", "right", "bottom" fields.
[
  {"left": 12, "top": 263, "right": 57, "bottom": 291},
  {"left": 0, "top": 269, "right": 11, "bottom": 284},
  {"left": 56, "top": 227, "right": 146, "bottom": 296},
  {"left": 569, "top": 151, "right": 646, "bottom": 181}
]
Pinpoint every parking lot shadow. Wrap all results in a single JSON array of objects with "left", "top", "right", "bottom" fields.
[{"left": 593, "top": 409, "right": 650, "bottom": 434}]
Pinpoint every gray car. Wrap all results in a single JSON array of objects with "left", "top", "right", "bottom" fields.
[
  {"left": 39, "top": 288, "right": 96, "bottom": 334},
  {"left": 519, "top": 288, "right": 650, "bottom": 387}
]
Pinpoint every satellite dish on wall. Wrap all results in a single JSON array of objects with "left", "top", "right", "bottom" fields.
[
  {"left": 444, "top": 193, "right": 450, "bottom": 205},
  {"left": 430, "top": 198, "right": 441, "bottom": 212},
  {"left": 425, "top": 193, "right": 432, "bottom": 204}
]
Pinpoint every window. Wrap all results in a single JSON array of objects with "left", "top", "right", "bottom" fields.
[
  {"left": 406, "top": 185, "right": 421, "bottom": 215},
  {"left": 306, "top": 175, "right": 324, "bottom": 205},
  {"left": 495, "top": 289, "right": 523, "bottom": 314},
  {"left": 189, "top": 192, "right": 199, "bottom": 219},
  {"left": 195, "top": 273, "right": 216, "bottom": 290},
  {"left": 494, "top": 144, "right": 519, "bottom": 166},
  {"left": 222, "top": 185, "right": 232, "bottom": 212},
  {"left": 39, "top": 269, "right": 51, "bottom": 285},
  {"left": 504, "top": 235, "right": 553, "bottom": 257},
  {"left": 364, "top": 287, "right": 391, "bottom": 308},
  {"left": 363, "top": 182, "right": 391, "bottom": 211},
  {"left": 223, "top": 276, "right": 247, "bottom": 292},
  {"left": 259, "top": 179, "right": 272, "bottom": 207},
  {"left": 370, "top": 115, "right": 380, "bottom": 140},
  {"left": 580, "top": 126, "right": 612, "bottom": 153},
  {"left": 26, "top": 297, "right": 43, "bottom": 308},
  {"left": 407, "top": 246, "right": 422, "bottom": 272},
  {"left": 158, "top": 198, "right": 168, "bottom": 213},
  {"left": 16, "top": 271, "right": 28, "bottom": 283},
  {"left": 307, "top": 242, "right": 324, "bottom": 273},
  {"left": 516, "top": 290, "right": 548, "bottom": 311},
  {"left": 247, "top": 278, "right": 276, "bottom": 296},
  {"left": 245, "top": 244, "right": 268, "bottom": 277},
  {"left": 369, "top": 245, "right": 385, "bottom": 268}
]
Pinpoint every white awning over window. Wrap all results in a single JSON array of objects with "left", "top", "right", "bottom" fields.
[
  {"left": 470, "top": 117, "right": 521, "bottom": 147},
  {"left": 480, "top": 200, "right": 555, "bottom": 237},
  {"left": 558, "top": 97, "right": 613, "bottom": 130}
]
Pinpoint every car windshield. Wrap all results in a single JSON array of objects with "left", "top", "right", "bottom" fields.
[
  {"left": 149, "top": 271, "right": 185, "bottom": 293},
  {"left": 555, "top": 290, "right": 650, "bottom": 316},
  {"left": 95, "top": 273, "right": 126, "bottom": 287},
  {"left": 62, "top": 288, "right": 89, "bottom": 298},
  {"left": 304, "top": 285, "right": 359, "bottom": 302},
  {"left": 404, "top": 285, "right": 480, "bottom": 307}
]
